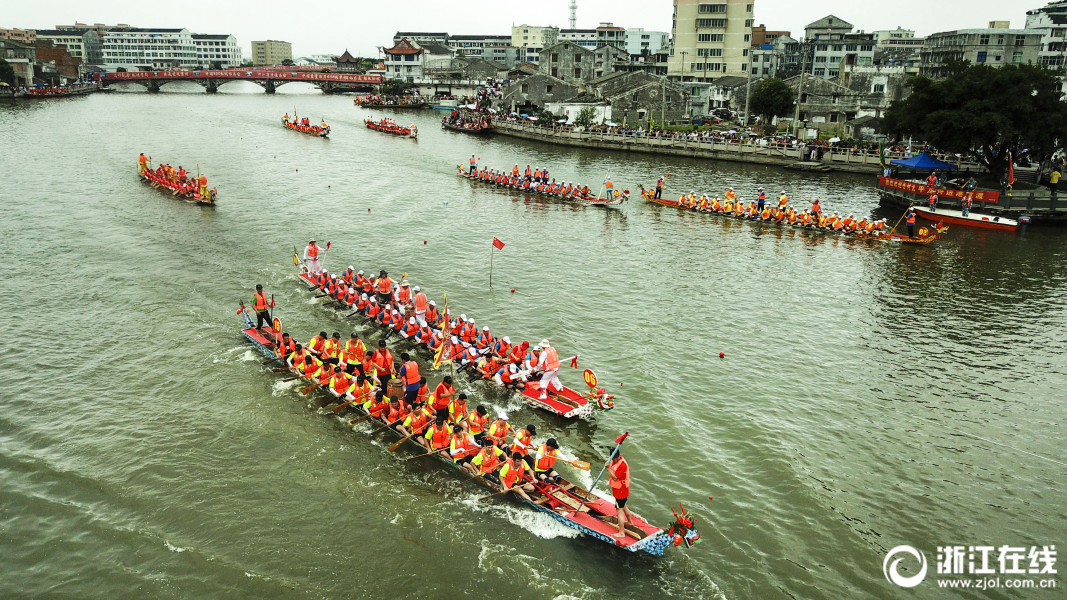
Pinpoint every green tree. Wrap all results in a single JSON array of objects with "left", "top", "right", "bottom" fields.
[
  {"left": 748, "top": 78, "right": 794, "bottom": 124},
  {"left": 0, "top": 58, "right": 15, "bottom": 85},
  {"left": 116, "top": 67, "right": 127, "bottom": 72},
  {"left": 574, "top": 105, "right": 597, "bottom": 128},
  {"left": 281, "top": 58, "right": 294, "bottom": 66},
  {"left": 883, "top": 63, "right": 1067, "bottom": 176}
]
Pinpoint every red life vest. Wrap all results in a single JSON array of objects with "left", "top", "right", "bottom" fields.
[
  {"left": 414, "top": 292, "right": 428, "bottom": 312},
  {"left": 306, "top": 244, "right": 319, "bottom": 259}
]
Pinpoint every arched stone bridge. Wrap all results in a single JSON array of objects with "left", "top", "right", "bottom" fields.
[{"left": 97, "top": 69, "right": 381, "bottom": 94}]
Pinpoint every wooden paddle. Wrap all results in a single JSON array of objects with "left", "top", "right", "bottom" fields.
[
  {"left": 369, "top": 419, "right": 402, "bottom": 435},
  {"left": 388, "top": 423, "right": 431, "bottom": 452},
  {"left": 561, "top": 458, "right": 591, "bottom": 471},
  {"left": 281, "top": 375, "right": 303, "bottom": 382},
  {"left": 478, "top": 487, "right": 515, "bottom": 501},
  {"left": 404, "top": 446, "right": 450, "bottom": 461},
  {"left": 300, "top": 379, "right": 327, "bottom": 395},
  {"left": 262, "top": 356, "right": 283, "bottom": 365},
  {"left": 331, "top": 392, "right": 368, "bottom": 413},
  {"left": 349, "top": 412, "right": 376, "bottom": 426},
  {"left": 272, "top": 367, "right": 293, "bottom": 373}
]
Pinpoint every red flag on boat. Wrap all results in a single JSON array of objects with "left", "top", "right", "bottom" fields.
[
  {"left": 614, "top": 432, "right": 630, "bottom": 444},
  {"left": 492, "top": 237, "right": 505, "bottom": 250},
  {"left": 570, "top": 355, "right": 578, "bottom": 368}
]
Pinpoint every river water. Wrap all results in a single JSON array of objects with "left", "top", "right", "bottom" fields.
[{"left": 1, "top": 82, "right": 1064, "bottom": 599}]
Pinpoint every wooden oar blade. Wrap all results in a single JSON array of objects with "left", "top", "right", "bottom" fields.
[{"left": 300, "top": 382, "right": 321, "bottom": 395}]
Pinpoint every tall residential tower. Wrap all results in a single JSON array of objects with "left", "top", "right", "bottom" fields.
[{"left": 669, "top": 0, "right": 754, "bottom": 81}]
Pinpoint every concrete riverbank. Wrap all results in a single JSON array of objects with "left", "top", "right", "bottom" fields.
[{"left": 489, "top": 121, "right": 988, "bottom": 176}]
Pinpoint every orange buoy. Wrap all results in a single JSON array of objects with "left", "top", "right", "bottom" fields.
[{"left": 719, "top": 352, "right": 725, "bottom": 358}]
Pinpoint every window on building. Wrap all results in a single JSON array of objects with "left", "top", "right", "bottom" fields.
[
  {"left": 665, "top": 94, "right": 672, "bottom": 103},
  {"left": 846, "top": 44, "right": 857, "bottom": 51},
  {"left": 574, "top": 68, "right": 581, "bottom": 77},
  {"left": 574, "top": 53, "right": 581, "bottom": 62},
  {"left": 830, "top": 113, "right": 839, "bottom": 122},
  {"left": 698, "top": 34, "right": 711, "bottom": 42},
  {"left": 752, "top": 67, "right": 760, "bottom": 75},
  {"left": 813, "top": 68, "right": 825, "bottom": 76},
  {"left": 745, "top": 19, "right": 753, "bottom": 27},
  {"left": 976, "top": 51, "right": 986, "bottom": 62},
  {"left": 696, "top": 19, "right": 727, "bottom": 28},
  {"left": 744, "top": 34, "right": 750, "bottom": 42},
  {"left": 1013, "top": 52, "right": 1024, "bottom": 63},
  {"left": 997, "top": 35, "right": 1004, "bottom": 45},
  {"left": 632, "top": 93, "right": 639, "bottom": 102},
  {"left": 551, "top": 53, "right": 559, "bottom": 62},
  {"left": 546, "top": 85, "right": 553, "bottom": 93},
  {"left": 828, "top": 69, "right": 839, "bottom": 77},
  {"left": 698, "top": 3, "right": 727, "bottom": 13},
  {"left": 1054, "top": 28, "right": 1067, "bottom": 38},
  {"left": 815, "top": 56, "right": 827, "bottom": 63},
  {"left": 551, "top": 67, "right": 558, "bottom": 77},
  {"left": 979, "top": 34, "right": 989, "bottom": 45},
  {"left": 831, "top": 94, "right": 839, "bottom": 104},
  {"left": 746, "top": 3, "right": 753, "bottom": 12}
]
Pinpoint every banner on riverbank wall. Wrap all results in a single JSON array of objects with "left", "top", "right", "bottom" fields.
[{"left": 878, "top": 177, "right": 999, "bottom": 203}]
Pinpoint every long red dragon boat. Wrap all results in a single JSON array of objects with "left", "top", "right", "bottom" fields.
[
  {"left": 457, "top": 169, "right": 628, "bottom": 208},
  {"left": 238, "top": 304, "right": 700, "bottom": 556},
  {"left": 364, "top": 117, "right": 417, "bottom": 138},
  {"left": 642, "top": 187, "right": 942, "bottom": 245},
  {"left": 282, "top": 116, "right": 330, "bottom": 137},
  {"left": 137, "top": 161, "right": 216, "bottom": 205},
  {"left": 293, "top": 263, "right": 614, "bottom": 419}
]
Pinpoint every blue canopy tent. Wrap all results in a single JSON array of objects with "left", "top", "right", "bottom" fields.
[{"left": 890, "top": 152, "right": 959, "bottom": 170}]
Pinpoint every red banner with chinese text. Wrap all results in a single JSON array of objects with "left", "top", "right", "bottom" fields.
[{"left": 878, "top": 177, "right": 999, "bottom": 203}]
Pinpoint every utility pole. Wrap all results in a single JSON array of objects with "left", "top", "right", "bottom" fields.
[
  {"left": 791, "top": 39, "right": 810, "bottom": 139},
  {"left": 743, "top": 49, "right": 753, "bottom": 128}
]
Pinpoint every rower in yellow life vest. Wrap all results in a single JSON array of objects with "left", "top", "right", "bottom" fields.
[
  {"left": 322, "top": 332, "right": 342, "bottom": 366},
  {"left": 499, "top": 452, "right": 536, "bottom": 502},
  {"left": 138, "top": 153, "right": 149, "bottom": 174},
  {"left": 471, "top": 437, "right": 507, "bottom": 480},
  {"left": 778, "top": 191, "right": 788, "bottom": 209},
  {"left": 724, "top": 188, "right": 736, "bottom": 203},
  {"left": 198, "top": 174, "right": 208, "bottom": 198},
  {"left": 342, "top": 333, "right": 365, "bottom": 375}
]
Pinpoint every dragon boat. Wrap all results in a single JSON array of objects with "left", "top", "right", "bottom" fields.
[
  {"left": 364, "top": 117, "right": 417, "bottom": 138},
  {"left": 293, "top": 265, "right": 615, "bottom": 420},
  {"left": 442, "top": 120, "right": 493, "bottom": 135},
  {"left": 138, "top": 163, "right": 216, "bottom": 205},
  {"left": 282, "top": 116, "right": 330, "bottom": 137},
  {"left": 641, "top": 188, "right": 942, "bottom": 245},
  {"left": 238, "top": 305, "right": 700, "bottom": 556},
  {"left": 457, "top": 170, "right": 628, "bottom": 208}
]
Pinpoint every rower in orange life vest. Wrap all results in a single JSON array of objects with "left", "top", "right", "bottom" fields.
[
  {"left": 412, "top": 286, "right": 429, "bottom": 321},
  {"left": 466, "top": 405, "right": 490, "bottom": 445},
  {"left": 469, "top": 154, "right": 477, "bottom": 175},
  {"left": 371, "top": 339, "right": 395, "bottom": 381},
  {"left": 654, "top": 176, "right": 664, "bottom": 199},
  {"left": 605, "top": 177, "right": 614, "bottom": 198},
  {"left": 536, "top": 339, "right": 564, "bottom": 401},
  {"left": 533, "top": 438, "right": 562, "bottom": 484},
  {"left": 394, "top": 280, "right": 412, "bottom": 306},
  {"left": 449, "top": 424, "right": 477, "bottom": 472},
  {"left": 321, "top": 332, "right": 342, "bottom": 367},
  {"left": 906, "top": 208, "right": 917, "bottom": 238},
  {"left": 432, "top": 375, "right": 454, "bottom": 422},
  {"left": 376, "top": 270, "right": 393, "bottom": 305},
  {"left": 342, "top": 333, "right": 365, "bottom": 376},
  {"left": 470, "top": 436, "right": 507, "bottom": 482},
  {"left": 928, "top": 191, "right": 938, "bottom": 212},
  {"left": 307, "top": 330, "right": 328, "bottom": 358},
  {"left": 304, "top": 239, "right": 322, "bottom": 275},
  {"left": 138, "top": 153, "right": 149, "bottom": 174},
  {"left": 252, "top": 284, "right": 274, "bottom": 330},
  {"left": 607, "top": 449, "right": 633, "bottom": 538},
  {"left": 499, "top": 452, "right": 536, "bottom": 502}
]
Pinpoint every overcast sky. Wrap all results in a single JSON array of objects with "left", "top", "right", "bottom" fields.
[{"left": 7, "top": 0, "right": 1034, "bottom": 58}]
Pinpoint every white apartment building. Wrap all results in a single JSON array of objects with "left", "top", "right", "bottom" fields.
[
  {"left": 192, "top": 34, "right": 240, "bottom": 68},
  {"left": 559, "top": 29, "right": 598, "bottom": 48},
  {"left": 1026, "top": 0, "right": 1067, "bottom": 67},
  {"left": 100, "top": 28, "right": 198, "bottom": 70},
  {"left": 669, "top": 0, "right": 754, "bottom": 82},
  {"left": 511, "top": 24, "right": 559, "bottom": 63},
  {"left": 625, "top": 28, "right": 670, "bottom": 55}
]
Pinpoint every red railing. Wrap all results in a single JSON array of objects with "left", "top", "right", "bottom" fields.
[{"left": 98, "top": 70, "right": 380, "bottom": 84}]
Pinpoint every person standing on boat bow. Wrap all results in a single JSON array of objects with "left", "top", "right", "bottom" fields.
[
  {"left": 607, "top": 450, "right": 633, "bottom": 538},
  {"left": 252, "top": 284, "right": 274, "bottom": 330},
  {"left": 536, "top": 339, "right": 563, "bottom": 400},
  {"left": 654, "top": 176, "right": 664, "bottom": 199},
  {"left": 304, "top": 239, "right": 322, "bottom": 275}
]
